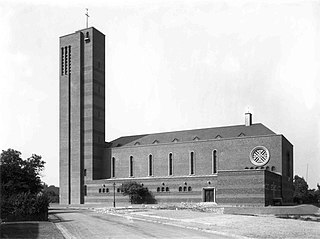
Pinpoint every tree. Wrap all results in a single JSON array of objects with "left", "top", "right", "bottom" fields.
[
  {"left": 293, "top": 175, "right": 309, "bottom": 204},
  {"left": 0, "top": 148, "right": 49, "bottom": 221},
  {"left": 120, "top": 181, "right": 156, "bottom": 204},
  {"left": 1, "top": 149, "right": 45, "bottom": 196},
  {"left": 43, "top": 184, "right": 59, "bottom": 203}
]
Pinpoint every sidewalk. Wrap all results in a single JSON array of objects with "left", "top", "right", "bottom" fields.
[{"left": 95, "top": 207, "right": 320, "bottom": 239}]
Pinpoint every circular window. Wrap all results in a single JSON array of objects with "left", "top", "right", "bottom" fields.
[{"left": 249, "top": 146, "right": 270, "bottom": 166}]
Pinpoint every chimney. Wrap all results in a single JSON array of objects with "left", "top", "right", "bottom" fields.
[{"left": 245, "top": 112, "right": 252, "bottom": 126}]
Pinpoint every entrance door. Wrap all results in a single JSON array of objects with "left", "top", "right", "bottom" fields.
[{"left": 204, "top": 188, "right": 215, "bottom": 202}]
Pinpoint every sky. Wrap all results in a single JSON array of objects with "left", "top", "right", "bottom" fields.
[{"left": 0, "top": 0, "right": 319, "bottom": 188}]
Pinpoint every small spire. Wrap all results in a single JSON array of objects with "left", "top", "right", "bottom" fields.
[{"left": 85, "top": 8, "right": 90, "bottom": 28}]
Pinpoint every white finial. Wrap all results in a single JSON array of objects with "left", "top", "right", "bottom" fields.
[{"left": 85, "top": 8, "right": 90, "bottom": 28}]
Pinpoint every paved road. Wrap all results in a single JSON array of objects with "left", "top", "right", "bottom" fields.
[{"left": 50, "top": 209, "right": 232, "bottom": 239}]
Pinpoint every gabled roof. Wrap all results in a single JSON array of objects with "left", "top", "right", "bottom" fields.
[{"left": 107, "top": 123, "right": 275, "bottom": 148}]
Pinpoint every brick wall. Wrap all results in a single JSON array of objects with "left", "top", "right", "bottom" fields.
[{"left": 108, "top": 135, "right": 283, "bottom": 179}]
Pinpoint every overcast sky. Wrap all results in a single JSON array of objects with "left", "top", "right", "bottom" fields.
[{"left": 1, "top": 0, "right": 319, "bottom": 188}]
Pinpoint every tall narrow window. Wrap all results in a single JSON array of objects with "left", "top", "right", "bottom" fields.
[
  {"left": 112, "top": 157, "right": 115, "bottom": 177},
  {"left": 68, "top": 45, "right": 71, "bottom": 74},
  {"left": 84, "top": 185, "right": 87, "bottom": 196},
  {"left": 190, "top": 151, "right": 195, "bottom": 175},
  {"left": 287, "top": 152, "right": 290, "bottom": 178},
  {"left": 129, "top": 156, "right": 133, "bottom": 177},
  {"left": 212, "top": 150, "right": 217, "bottom": 174},
  {"left": 61, "top": 48, "right": 64, "bottom": 75},
  {"left": 64, "top": 46, "right": 68, "bottom": 75},
  {"left": 168, "top": 153, "right": 173, "bottom": 176},
  {"left": 148, "top": 154, "right": 153, "bottom": 176}
]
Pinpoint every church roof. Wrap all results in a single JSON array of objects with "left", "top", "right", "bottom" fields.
[{"left": 108, "top": 123, "right": 276, "bottom": 148}]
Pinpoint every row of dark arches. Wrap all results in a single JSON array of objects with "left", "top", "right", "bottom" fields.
[
  {"left": 245, "top": 166, "right": 276, "bottom": 171},
  {"left": 98, "top": 186, "right": 193, "bottom": 193}
]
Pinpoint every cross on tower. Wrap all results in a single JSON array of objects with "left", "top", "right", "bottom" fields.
[{"left": 85, "top": 8, "right": 90, "bottom": 28}]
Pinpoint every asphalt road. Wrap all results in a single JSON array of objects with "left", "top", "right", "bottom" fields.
[{"left": 50, "top": 209, "right": 231, "bottom": 239}]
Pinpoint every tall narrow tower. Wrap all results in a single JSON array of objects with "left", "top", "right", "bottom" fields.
[{"left": 59, "top": 27, "right": 105, "bottom": 204}]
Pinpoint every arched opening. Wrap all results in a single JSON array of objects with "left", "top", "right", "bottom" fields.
[
  {"left": 212, "top": 150, "right": 217, "bottom": 174},
  {"left": 190, "top": 151, "right": 195, "bottom": 175},
  {"left": 168, "top": 153, "right": 173, "bottom": 176},
  {"left": 112, "top": 157, "right": 115, "bottom": 177},
  {"left": 129, "top": 156, "right": 133, "bottom": 177},
  {"left": 148, "top": 154, "right": 153, "bottom": 176}
]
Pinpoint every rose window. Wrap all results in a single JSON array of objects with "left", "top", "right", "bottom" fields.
[{"left": 249, "top": 146, "right": 270, "bottom": 166}]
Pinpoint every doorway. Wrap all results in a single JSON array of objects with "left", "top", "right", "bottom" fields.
[{"left": 203, "top": 188, "right": 215, "bottom": 202}]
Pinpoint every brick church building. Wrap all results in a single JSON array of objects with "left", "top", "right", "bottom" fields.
[{"left": 59, "top": 27, "right": 294, "bottom": 206}]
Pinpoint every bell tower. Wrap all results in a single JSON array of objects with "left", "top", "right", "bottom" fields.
[{"left": 59, "top": 27, "right": 105, "bottom": 204}]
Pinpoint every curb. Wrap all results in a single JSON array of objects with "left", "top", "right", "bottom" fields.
[{"left": 48, "top": 214, "right": 75, "bottom": 239}]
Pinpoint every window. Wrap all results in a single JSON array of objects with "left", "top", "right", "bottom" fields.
[
  {"left": 148, "top": 154, "right": 153, "bottom": 176},
  {"left": 287, "top": 152, "right": 290, "bottom": 177},
  {"left": 179, "top": 186, "right": 182, "bottom": 192},
  {"left": 266, "top": 166, "right": 270, "bottom": 171},
  {"left": 168, "top": 153, "right": 173, "bottom": 176},
  {"left": 157, "top": 187, "right": 160, "bottom": 192},
  {"left": 85, "top": 32, "right": 90, "bottom": 42},
  {"left": 166, "top": 187, "right": 169, "bottom": 192},
  {"left": 183, "top": 186, "right": 187, "bottom": 192},
  {"left": 84, "top": 169, "right": 87, "bottom": 177},
  {"left": 102, "top": 188, "right": 105, "bottom": 193},
  {"left": 271, "top": 166, "right": 276, "bottom": 171},
  {"left": 106, "top": 188, "right": 109, "bottom": 193},
  {"left": 188, "top": 186, "right": 192, "bottom": 192},
  {"left": 99, "top": 188, "right": 102, "bottom": 193},
  {"left": 61, "top": 48, "right": 64, "bottom": 75},
  {"left": 161, "top": 187, "right": 165, "bottom": 192},
  {"left": 64, "top": 46, "right": 68, "bottom": 75},
  {"left": 84, "top": 185, "right": 87, "bottom": 196},
  {"left": 129, "top": 156, "right": 133, "bottom": 177},
  {"left": 112, "top": 157, "right": 115, "bottom": 177},
  {"left": 68, "top": 45, "right": 71, "bottom": 74},
  {"left": 190, "top": 151, "right": 195, "bottom": 175},
  {"left": 212, "top": 150, "right": 217, "bottom": 174},
  {"left": 117, "top": 188, "right": 120, "bottom": 193}
]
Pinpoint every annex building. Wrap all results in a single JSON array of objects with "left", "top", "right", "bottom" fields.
[{"left": 59, "top": 27, "right": 294, "bottom": 206}]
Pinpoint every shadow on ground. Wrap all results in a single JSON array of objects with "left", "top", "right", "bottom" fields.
[{"left": 0, "top": 221, "right": 64, "bottom": 239}]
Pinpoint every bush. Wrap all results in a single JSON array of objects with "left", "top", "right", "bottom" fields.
[
  {"left": 120, "top": 181, "right": 156, "bottom": 204},
  {"left": 1, "top": 192, "right": 50, "bottom": 222}
]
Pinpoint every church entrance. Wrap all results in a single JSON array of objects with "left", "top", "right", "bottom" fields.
[{"left": 203, "top": 188, "right": 215, "bottom": 202}]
